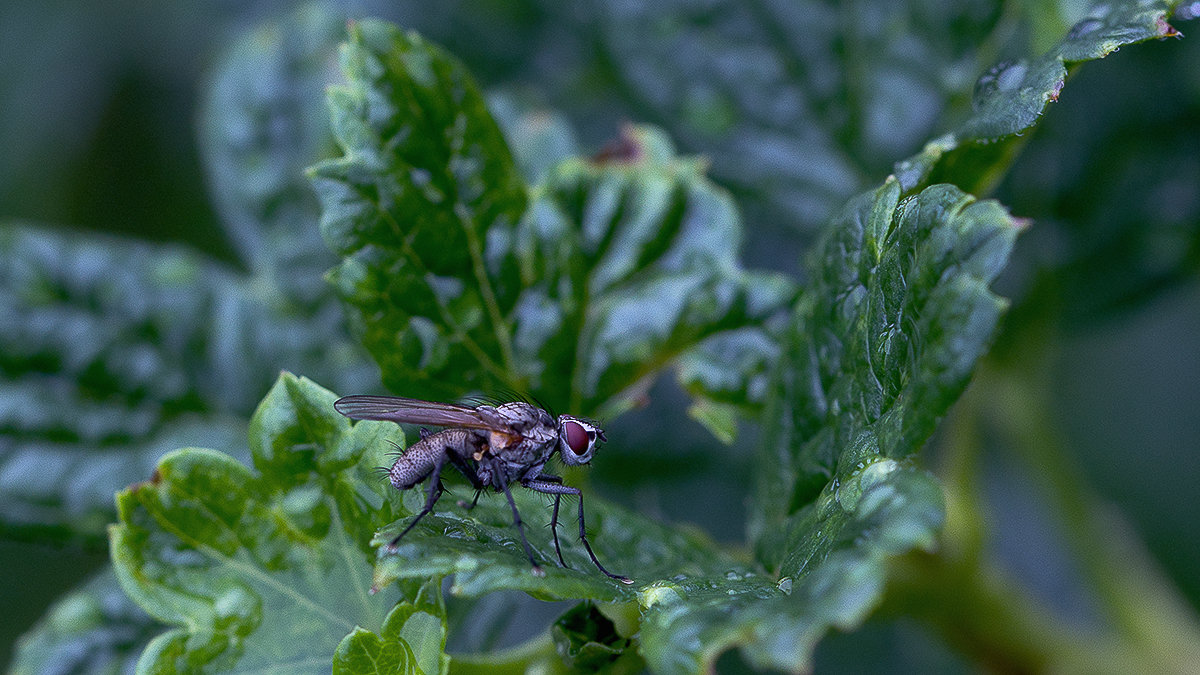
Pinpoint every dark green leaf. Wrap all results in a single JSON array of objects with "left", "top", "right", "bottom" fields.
[
  {"left": 581, "top": 0, "right": 1005, "bottom": 233},
  {"left": 550, "top": 601, "right": 635, "bottom": 672},
  {"left": 109, "top": 373, "right": 418, "bottom": 673},
  {"left": 624, "top": 180, "right": 1020, "bottom": 673},
  {"left": 0, "top": 221, "right": 375, "bottom": 535},
  {"left": 523, "top": 127, "right": 796, "bottom": 416},
  {"left": 636, "top": 461, "right": 943, "bottom": 674},
  {"left": 309, "top": 24, "right": 795, "bottom": 416},
  {"left": 996, "top": 14, "right": 1200, "bottom": 329},
  {"left": 752, "top": 180, "right": 1020, "bottom": 566},
  {"left": 896, "top": 0, "right": 1181, "bottom": 196},
  {"left": 9, "top": 568, "right": 160, "bottom": 675},
  {"left": 309, "top": 20, "right": 528, "bottom": 403}
]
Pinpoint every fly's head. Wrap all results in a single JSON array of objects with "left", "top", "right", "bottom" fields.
[{"left": 556, "top": 416, "right": 606, "bottom": 466}]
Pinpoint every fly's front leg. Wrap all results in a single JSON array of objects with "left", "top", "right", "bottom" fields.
[
  {"left": 385, "top": 453, "right": 447, "bottom": 553},
  {"left": 523, "top": 480, "right": 633, "bottom": 584},
  {"left": 496, "top": 471, "right": 544, "bottom": 577}
]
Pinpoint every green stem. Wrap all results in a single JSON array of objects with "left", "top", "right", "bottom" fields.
[
  {"left": 448, "top": 633, "right": 564, "bottom": 675},
  {"left": 893, "top": 352, "right": 1200, "bottom": 672},
  {"left": 983, "top": 366, "right": 1200, "bottom": 671},
  {"left": 888, "top": 549, "right": 1143, "bottom": 674}
]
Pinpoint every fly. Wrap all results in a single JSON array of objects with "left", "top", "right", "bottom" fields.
[{"left": 334, "top": 394, "right": 633, "bottom": 584}]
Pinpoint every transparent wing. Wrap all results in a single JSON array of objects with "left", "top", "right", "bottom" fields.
[{"left": 334, "top": 395, "right": 499, "bottom": 430}]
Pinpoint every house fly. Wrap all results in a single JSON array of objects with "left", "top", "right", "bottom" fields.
[{"left": 334, "top": 394, "right": 633, "bottom": 584}]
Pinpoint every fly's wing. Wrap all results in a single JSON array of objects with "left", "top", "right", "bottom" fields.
[{"left": 334, "top": 395, "right": 500, "bottom": 430}]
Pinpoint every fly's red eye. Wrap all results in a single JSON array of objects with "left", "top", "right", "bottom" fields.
[{"left": 564, "top": 420, "right": 589, "bottom": 455}]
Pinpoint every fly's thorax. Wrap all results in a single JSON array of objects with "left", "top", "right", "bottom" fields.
[{"left": 490, "top": 402, "right": 555, "bottom": 432}]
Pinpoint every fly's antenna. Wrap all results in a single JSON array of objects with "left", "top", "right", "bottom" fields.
[
  {"left": 385, "top": 439, "right": 405, "bottom": 460},
  {"left": 371, "top": 465, "right": 392, "bottom": 479}
]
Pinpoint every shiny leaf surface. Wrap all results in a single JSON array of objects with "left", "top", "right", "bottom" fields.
[
  {"left": 752, "top": 180, "right": 1020, "bottom": 567},
  {"left": 895, "top": 1, "right": 1180, "bottom": 196},
  {"left": 309, "top": 22, "right": 795, "bottom": 417}
]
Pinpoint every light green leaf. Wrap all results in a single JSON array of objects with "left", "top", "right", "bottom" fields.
[
  {"left": 109, "top": 373, "right": 416, "bottom": 673},
  {"left": 333, "top": 578, "right": 448, "bottom": 675}
]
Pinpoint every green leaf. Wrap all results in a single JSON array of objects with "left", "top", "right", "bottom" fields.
[
  {"left": 752, "top": 180, "right": 1020, "bottom": 566},
  {"left": 522, "top": 127, "right": 796, "bottom": 415},
  {"left": 367, "top": 484, "right": 747, "bottom": 603},
  {"left": 895, "top": 0, "right": 1181, "bottom": 196},
  {"left": 486, "top": 94, "right": 581, "bottom": 186},
  {"left": 0, "top": 224, "right": 244, "bottom": 535},
  {"left": 637, "top": 460, "right": 943, "bottom": 674},
  {"left": 616, "top": 180, "right": 1020, "bottom": 673},
  {"left": 550, "top": 601, "right": 636, "bottom": 672},
  {"left": 996, "top": 12, "right": 1200, "bottom": 328},
  {"left": 333, "top": 578, "right": 448, "bottom": 675},
  {"left": 0, "top": 220, "right": 377, "bottom": 535},
  {"left": 309, "top": 23, "right": 795, "bottom": 416},
  {"left": 0, "top": 8, "right": 384, "bottom": 537},
  {"left": 9, "top": 568, "right": 160, "bottom": 675},
  {"left": 109, "top": 372, "right": 419, "bottom": 673},
  {"left": 309, "top": 20, "right": 527, "bottom": 402},
  {"left": 579, "top": 0, "right": 1005, "bottom": 232},
  {"left": 198, "top": 3, "right": 349, "bottom": 303}
]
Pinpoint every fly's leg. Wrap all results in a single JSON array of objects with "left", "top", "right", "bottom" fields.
[
  {"left": 535, "top": 474, "right": 569, "bottom": 568},
  {"left": 458, "top": 489, "right": 484, "bottom": 511},
  {"left": 497, "top": 474, "right": 544, "bottom": 577},
  {"left": 550, "top": 495, "right": 566, "bottom": 567},
  {"left": 385, "top": 454, "right": 446, "bottom": 552},
  {"left": 524, "top": 480, "right": 633, "bottom": 584},
  {"left": 446, "top": 452, "right": 485, "bottom": 510}
]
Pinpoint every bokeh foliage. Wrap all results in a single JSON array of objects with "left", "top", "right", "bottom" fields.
[{"left": 3, "top": 1, "right": 1197, "bottom": 673}]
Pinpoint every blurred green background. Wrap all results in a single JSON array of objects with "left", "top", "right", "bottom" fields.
[{"left": 1, "top": 1, "right": 1197, "bottom": 671}]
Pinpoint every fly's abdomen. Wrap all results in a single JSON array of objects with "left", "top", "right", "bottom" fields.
[{"left": 389, "top": 429, "right": 475, "bottom": 490}]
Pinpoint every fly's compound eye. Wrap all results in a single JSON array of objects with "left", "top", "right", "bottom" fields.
[{"left": 563, "top": 420, "right": 589, "bottom": 456}]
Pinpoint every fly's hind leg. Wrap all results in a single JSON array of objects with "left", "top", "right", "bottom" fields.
[{"left": 385, "top": 453, "right": 447, "bottom": 553}]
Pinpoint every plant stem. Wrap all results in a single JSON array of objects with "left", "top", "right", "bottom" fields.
[
  {"left": 449, "top": 633, "right": 565, "bottom": 675},
  {"left": 888, "top": 548, "right": 1144, "bottom": 674},
  {"left": 983, "top": 365, "right": 1200, "bottom": 672},
  {"left": 906, "top": 357, "right": 1200, "bottom": 673}
]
